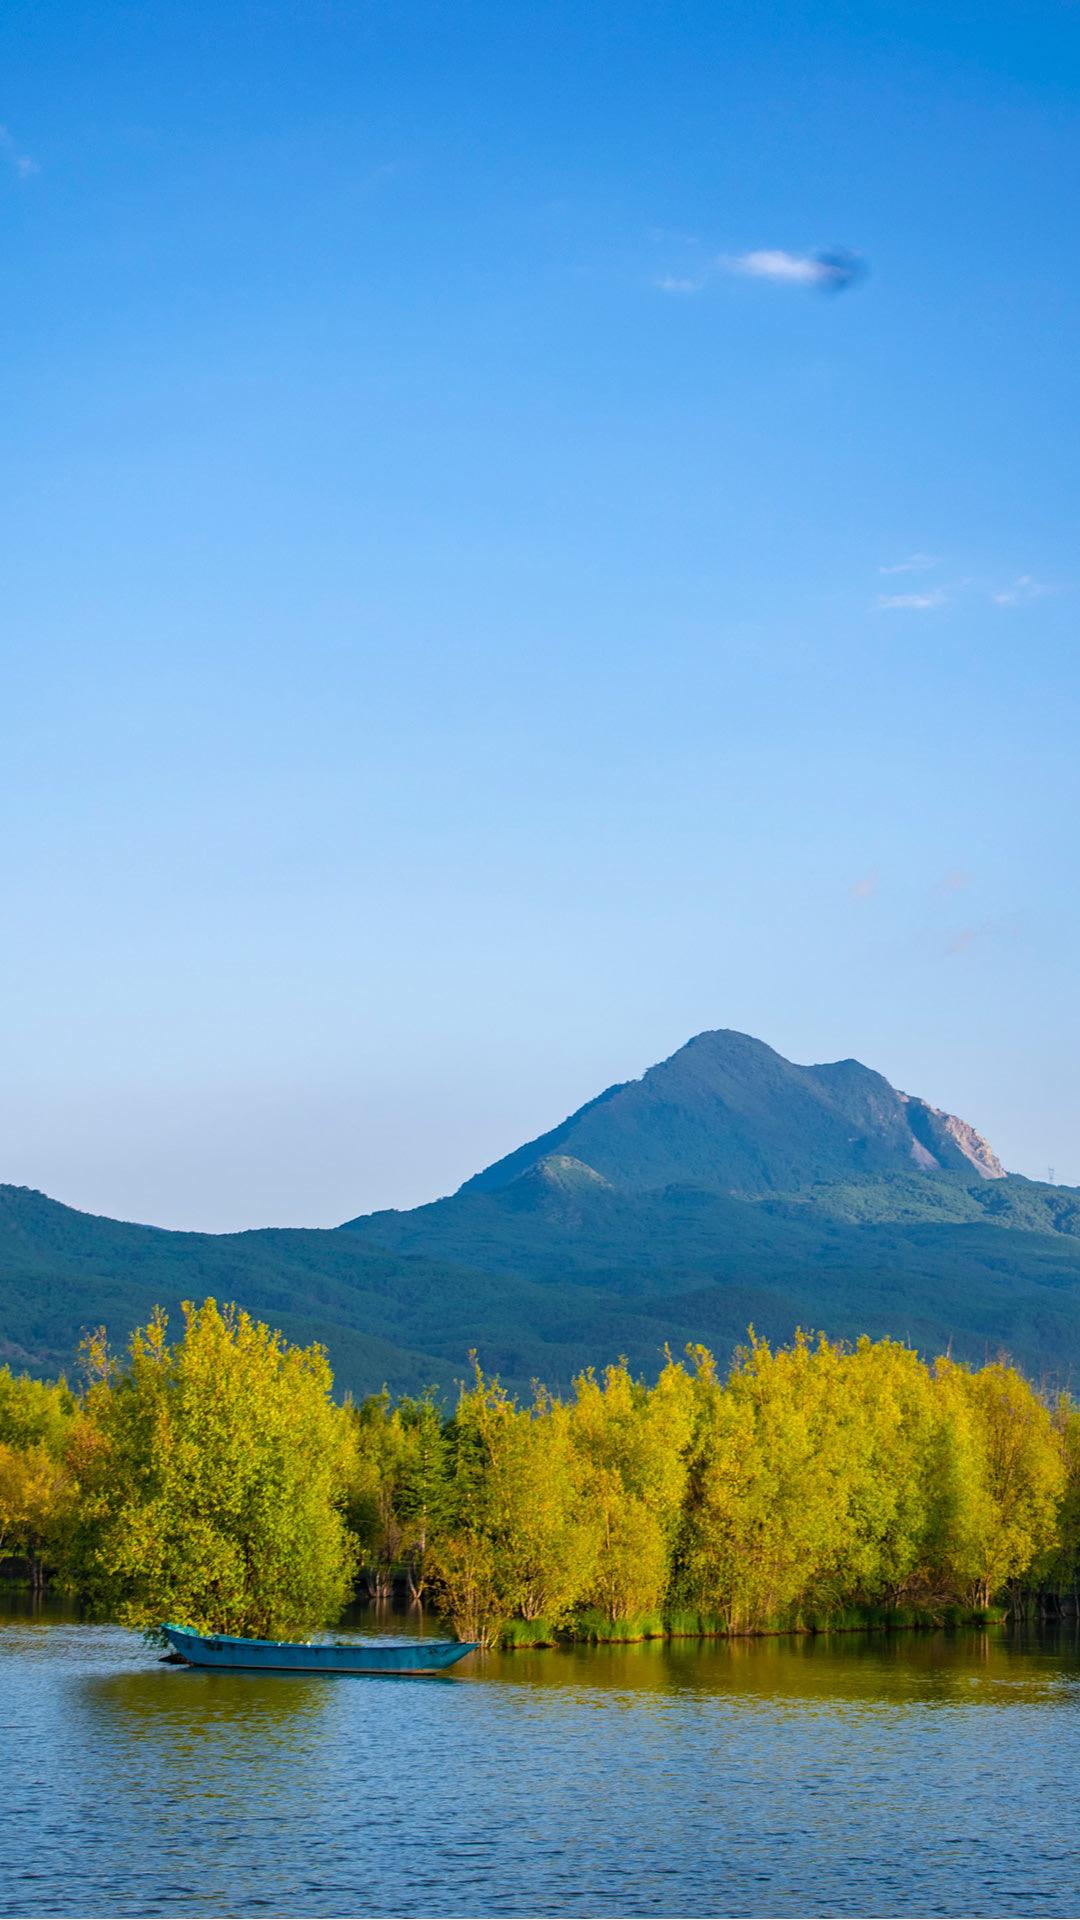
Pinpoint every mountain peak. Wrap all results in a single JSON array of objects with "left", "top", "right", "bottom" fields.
[{"left": 459, "top": 1030, "right": 1004, "bottom": 1198}]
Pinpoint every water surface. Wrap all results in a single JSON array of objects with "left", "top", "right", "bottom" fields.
[{"left": 3, "top": 1599, "right": 1079, "bottom": 1917}]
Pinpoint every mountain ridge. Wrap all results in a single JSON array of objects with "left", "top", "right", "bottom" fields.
[
  {"left": 451, "top": 1029, "right": 1005, "bottom": 1201},
  {"left": 2, "top": 1029, "right": 1075, "bottom": 1396}
]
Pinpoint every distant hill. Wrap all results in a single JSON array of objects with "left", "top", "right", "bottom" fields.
[{"left": 3, "top": 1030, "right": 1080, "bottom": 1395}]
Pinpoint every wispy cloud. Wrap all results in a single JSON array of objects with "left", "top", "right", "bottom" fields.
[
  {"left": 724, "top": 247, "right": 863, "bottom": 291},
  {"left": 654, "top": 274, "right": 706, "bottom": 295},
  {"left": 991, "top": 574, "right": 1052, "bottom": 607},
  {"left": 865, "top": 557, "right": 1063, "bottom": 618},
  {"left": 851, "top": 871, "right": 880, "bottom": 901},
  {"left": 654, "top": 244, "right": 864, "bottom": 297},
  {"left": 0, "top": 124, "right": 38, "bottom": 179},
  {"left": 878, "top": 553, "right": 939, "bottom": 575},
  {"left": 874, "top": 589, "right": 947, "bottom": 612},
  {"left": 727, "top": 249, "right": 828, "bottom": 285}
]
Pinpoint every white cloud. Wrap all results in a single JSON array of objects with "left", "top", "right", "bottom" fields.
[
  {"left": 878, "top": 553, "right": 940, "bottom": 575},
  {"left": 864, "top": 561, "right": 1063, "bottom": 617},
  {"left": 874, "top": 590, "right": 947, "bottom": 612},
  {"left": 723, "top": 248, "right": 862, "bottom": 290},
  {"left": 0, "top": 124, "right": 38, "bottom": 178},
  {"left": 728, "top": 249, "right": 826, "bottom": 285},
  {"left": 654, "top": 244, "right": 863, "bottom": 297},
  {"left": 991, "top": 574, "right": 1052, "bottom": 606}
]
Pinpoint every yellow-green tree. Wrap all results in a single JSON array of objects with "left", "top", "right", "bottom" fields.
[
  {"left": 15, "top": 1321, "right": 1078, "bottom": 1639},
  {"left": 0, "top": 1366, "right": 77, "bottom": 1455},
  {"left": 930, "top": 1358, "right": 1064, "bottom": 1609},
  {"left": 811, "top": 1336, "right": 939, "bottom": 1613},
  {"left": 0, "top": 1365, "right": 79, "bottom": 1588},
  {"left": 0, "top": 1440, "right": 71, "bottom": 1587},
  {"left": 673, "top": 1345, "right": 766, "bottom": 1629},
  {"left": 501, "top": 1392, "right": 597, "bottom": 1626},
  {"left": 570, "top": 1357, "right": 694, "bottom": 1627},
  {"left": 697, "top": 1333, "right": 853, "bottom": 1629},
  {"left": 1038, "top": 1396, "right": 1080, "bottom": 1607},
  {"left": 67, "top": 1300, "right": 357, "bottom": 1639},
  {"left": 676, "top": 1335, "right": 940, "bottom": 1629},
  {"left": 427, "top": 1368, "right": 592, "bottom": 1645},
  {"left": 426, "top": 1367, "right": 526, "bottom": 1646}
]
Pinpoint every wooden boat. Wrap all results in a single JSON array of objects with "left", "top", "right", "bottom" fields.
[{"left": 162, "top": 1623, "right": 478, "bottom": 1675}]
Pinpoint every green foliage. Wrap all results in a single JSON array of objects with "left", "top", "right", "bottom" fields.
[
  {"left": 0, "top": 1365, "right": 77, "bottom": 1454},
  {"left": 6, "top": 1162, "right": 1080, "bottom": 1407},
  {"left": 0, "top": 1365, "right": 79, "bottom": 1582},
  {"left": 64, "top": 1301, "right": 357, "bottom": 1639},
  {"left": 1038, "top": 1400, "right": 1080, "bottom": 1600},
  {"left": 426, "top": 1365, "right": 598, "bottom": 1646},
  {"left": 455, "top": 1030, "right": 1005, "bottom": 1198},
  {"left": 929, "top": 1358, "right": 1065, "bottom": 1608},
  {"left": 499, "top": 1616, "right": 559, "bottom": 1647},
  {"left": 0, "top": 1440, "right": 71, "bottom": 1576},
  {"left": 346, "top": 1388, "right": 450, "bottom": 1599},
  {"left": 570, "top": 1608, "right": 666, "bottom": 1643},
  {"left": 570, "top": 1357, "right": 693, "bottom": 1624}
]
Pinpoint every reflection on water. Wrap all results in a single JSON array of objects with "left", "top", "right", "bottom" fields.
[{"left": 3, "top": 1599, "right": 1080, "bottom": 1917}]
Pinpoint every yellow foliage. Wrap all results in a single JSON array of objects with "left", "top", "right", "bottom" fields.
[{"left": 66, "top": 1300, "right": 357, "bottom": 1639}]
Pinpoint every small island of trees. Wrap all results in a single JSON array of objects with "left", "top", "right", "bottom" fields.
[{"left": 2, "top": 1299, "right": 1078, "bottom": 1650}]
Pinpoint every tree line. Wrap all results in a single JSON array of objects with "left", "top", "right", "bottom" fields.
[{"left": 2, "top": 1299, "right": 1079, "bottom": 1648}]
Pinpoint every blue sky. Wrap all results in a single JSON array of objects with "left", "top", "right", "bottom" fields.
[{"left": 2, "top": 0, "right": 1077, "bottom": 1228}]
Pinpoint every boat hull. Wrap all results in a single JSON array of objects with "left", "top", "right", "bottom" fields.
[{"left": 162, "top": 1624, "right": 478, "bottom": 1674}]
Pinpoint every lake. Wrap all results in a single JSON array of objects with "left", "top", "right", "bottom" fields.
[{"left": 3, "top": 1599, "right": 1080, "bottom": 1917}]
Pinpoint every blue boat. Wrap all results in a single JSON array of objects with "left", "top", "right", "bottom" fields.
[{"left": 162, "top": 1624, "right": 478, "bottom": 1675}]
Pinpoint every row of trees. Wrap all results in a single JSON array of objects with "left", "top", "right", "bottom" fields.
[
  {"left": 2, "top": 1302, "right": 1079, "bottom": 1647},
  {"left": 358, "top": 1337, "right": 1079, "bottom": 1645}
]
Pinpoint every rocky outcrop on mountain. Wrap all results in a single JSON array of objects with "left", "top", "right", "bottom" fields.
[{"left": 899, "top": 1095, "right": 1006, "bottom": 1180}]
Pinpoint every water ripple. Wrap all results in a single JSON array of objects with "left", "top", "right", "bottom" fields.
[{"left": 2, "top": 1611, "right": 1080, "bottom": 1916}]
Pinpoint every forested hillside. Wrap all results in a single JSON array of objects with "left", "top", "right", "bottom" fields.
[{"left": 3, "top": 1031, "right": 1079, "bottom": 1396}]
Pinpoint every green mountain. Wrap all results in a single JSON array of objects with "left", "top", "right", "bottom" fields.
[
  {"left": 3, "top": 1030, "right": 1079, "bottom": 1395},
  {"left": 454, "top": 1029, "right": 1007, "bottom": 1195}
]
